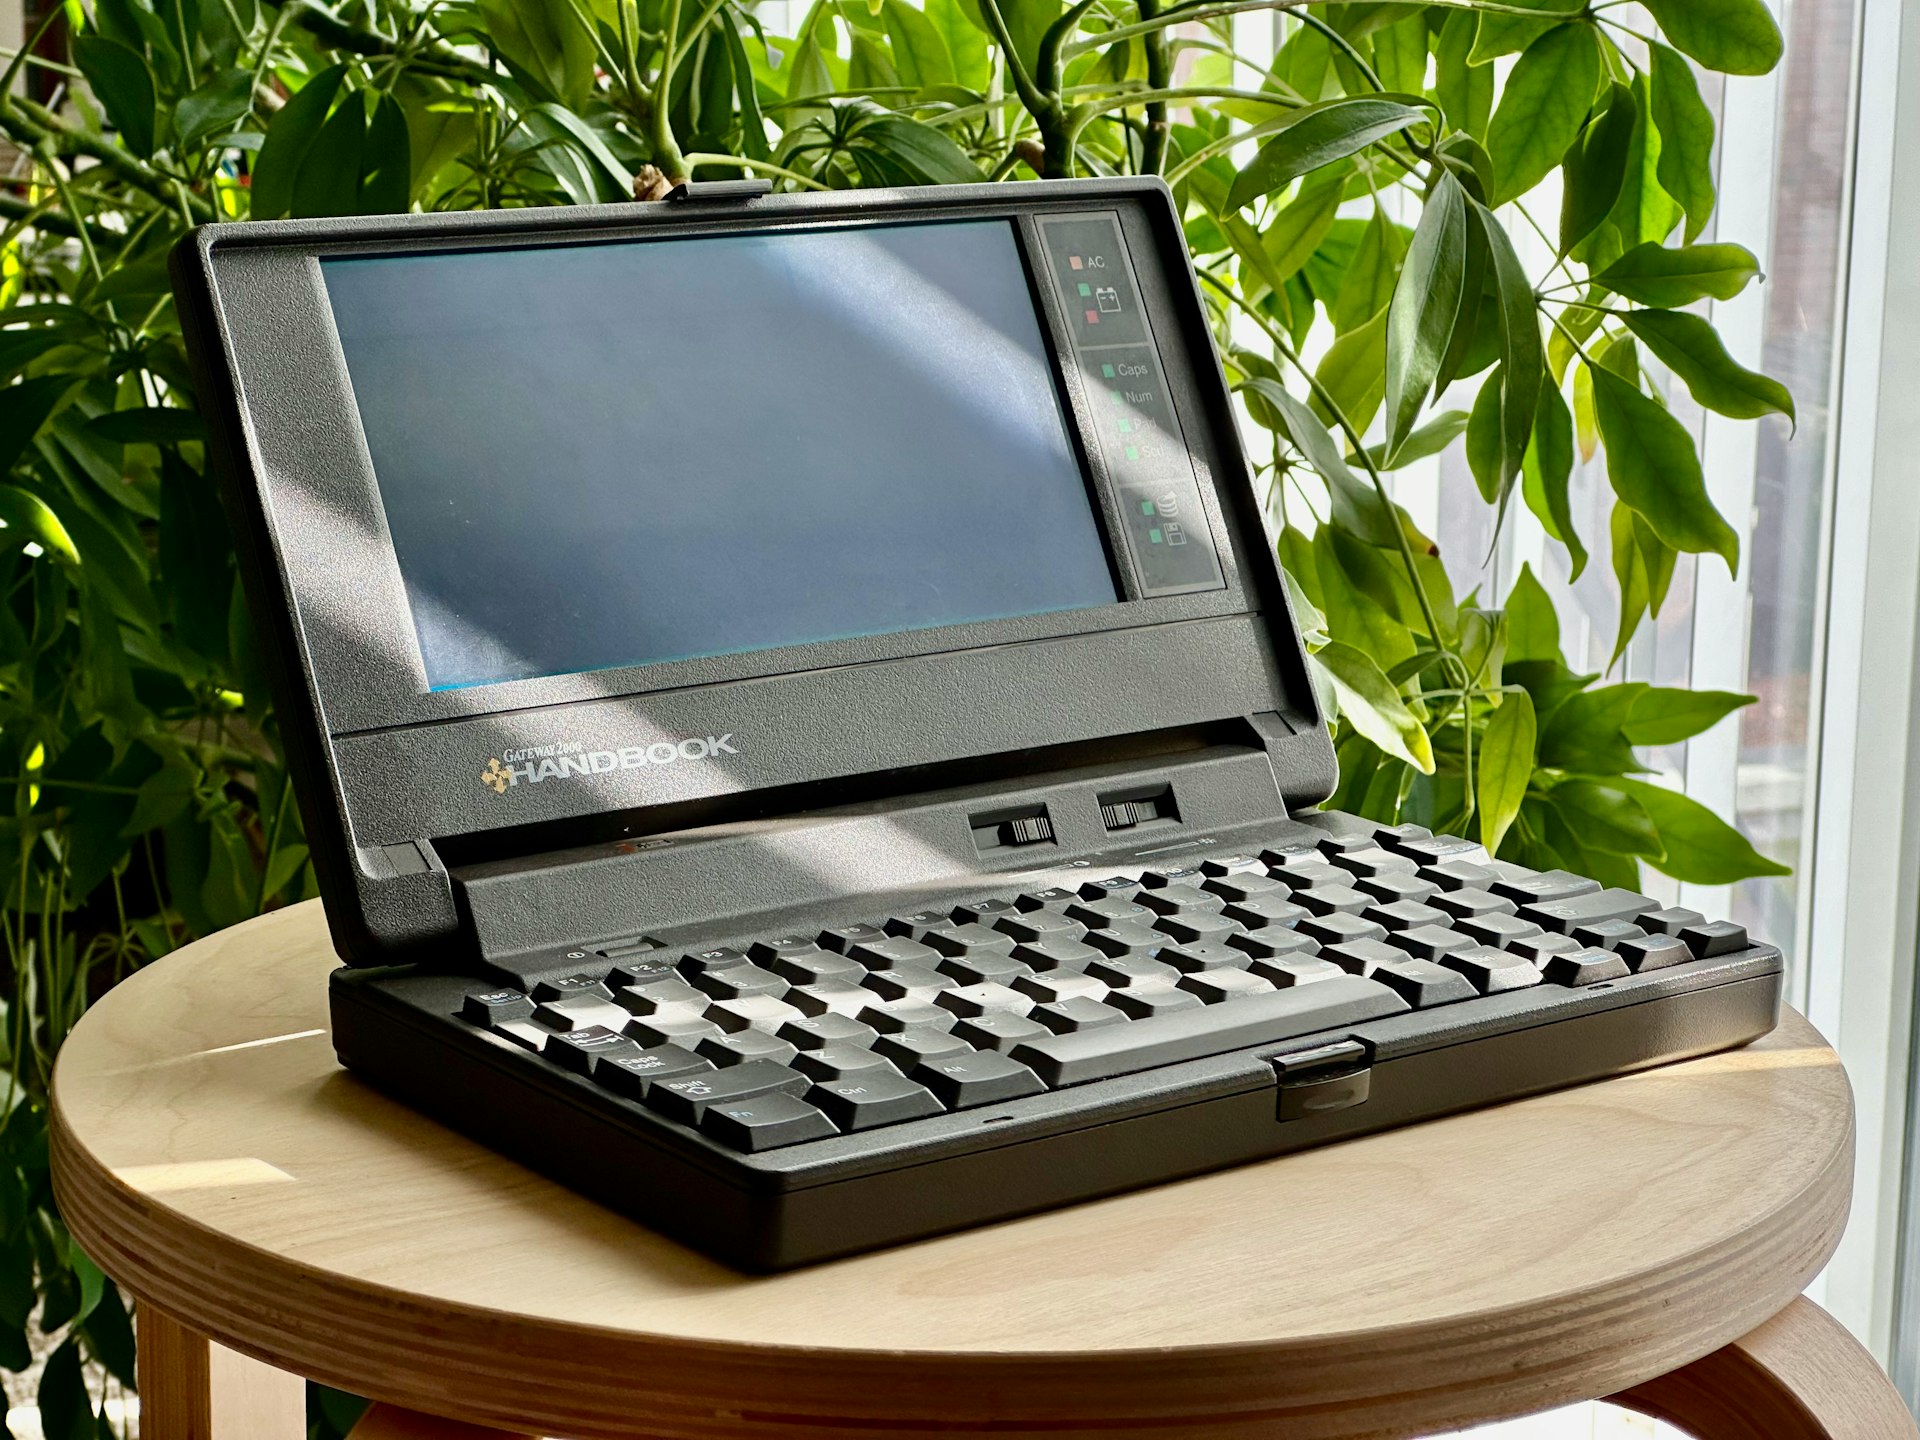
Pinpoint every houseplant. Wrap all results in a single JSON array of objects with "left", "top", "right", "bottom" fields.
[{"left": 0, "top": 0, "right": 1790, "bottom": 1429}]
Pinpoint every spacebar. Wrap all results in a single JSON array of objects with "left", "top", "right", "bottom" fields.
[{"left": 1009, "top": 977, "right": 1410, "bottom": 1087}]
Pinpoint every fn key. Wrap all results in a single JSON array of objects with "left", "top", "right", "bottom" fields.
[{"left": 700, "top": 1093, "right": 838, "bottom": 1151}]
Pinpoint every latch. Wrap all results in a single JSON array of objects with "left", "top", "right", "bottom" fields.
[
  {"left": 1267, "top": 1039, "right": 1371, "bottom": 1122},
  {"left": 665, "top": 179, "right": 774, "bottom": 202}
]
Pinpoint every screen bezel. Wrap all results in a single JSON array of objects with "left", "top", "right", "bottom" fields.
[{"left": 204, "top": 191, "right": 1257, "bottom": 739}]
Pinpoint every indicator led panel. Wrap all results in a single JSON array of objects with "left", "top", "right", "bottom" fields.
[{"left": 1037, "top": 213, "right": 1225, "bottom": 597}]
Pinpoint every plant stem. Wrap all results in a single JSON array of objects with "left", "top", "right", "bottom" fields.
[
  {"left": 1137, "top": 0, "right": 1170, "bottom": 175},
  {"left": 681, "top": 152, "right": 831, "bottom": 188}
]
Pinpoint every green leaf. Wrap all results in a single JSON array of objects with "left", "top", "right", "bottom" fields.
[
  {"left": 848, "top": 31, "right": 902, "bottom": 89},
  {"left": 174, "top": 67, "right": 253, "bottom": 150},
  {"left": 1313, "top": 307, "right": 1389, "bottom": 435},
  {"left": 1540, "top": 680, "right": 1647, "bottom": 774},
  {"left": 290, "top": 88, "right": 367, "bottom": 218},
  {"left": 1559, "top": 81, "right": 1634, "bottom": 254},
  {"left": 1465, "top": 367, "right": 1502, "bottom": 503},
  {"left": 1618, "top": 778, "right": 1791, "bottom": 882},
  {"left": 1246, "top": 376, "right": 1396, "bottom": 549},
  {"left": 1642, "top": 0, "right": 1783, "bottom": 76},
  {"left": 853, "top": 113, "right": 982, "bottom": 183},
  {"left": 1316, "top": 527, "right": 1416, "bottom": 671},
  {"left": 1586, "top": 74, "right": 1683, "bottom": 268},
  {"left": 87, "top": 406, "right": 205, "bottom": 444},
  {"left": 1471, "top": 200, "right": 1544, "bottom": 505},
  {"left": 1485, "top": 23, "right": 1600, "bottom": 205},
  {"left": 884, "top": 0, "right": 956, "bottom": 86},
  {"left": 361, "top": 93, "right": 411, "bottom": 213},
  {"left": 1332, "top": 205, "right": 1407, "bottom": 333},
  {"left": 721, "top": 18, "right": 772, "bottom": 162},
  {"left": 251, "top": 63, "right": 347, "bottom": 220},
  {"left": 1372, "top": 11, "right": 1427, "bottom": 95},
  {"left": 1433, "top": 10, "right": 1491, "bottom": 140},
  {"left": 1594, "top": 242, "right": 1762, "bottom": 307},
  {"left": 1548, "top": 779, "right": 1661, "bottom": 856},
  {"left": 1317, "top": 639, "right": 1435, "bottom": 774},
  {"left": 1623, "top": 687, "right": 1754, "bottom": 746},
  {"left": 1226, "top": 96, "right": 1429, "bottom": 212},
  {"left": 999, "top": 0, "right": 1063, "bottom": 79},
  {"left": 1505, "top": 563, "right": 1560, "bottom": 663},
  {"left": 1366, "top": 409, "right": 1468, "bottom": 470},
  {"left": 1432, "top": 218, "right": 1490, "bottom": 393},
  {"left": 1521, "top": 381, "right": 1586, "bottom": 577},
  {"left": 38, "top": 1339, "right": 93, "bottom": 1440},
  {"left": 121, "top": 760, "right": 196, "bottom": 837},
  {"left": 529, "top": 101, "right": 630, "bottom": 196},
  {"left": 1385, "top": 170, "right": 1467, "bottom": 457},
  {"left": 72, "top": 36, "right": 157, "bottom": 158},
  {"left": 1477, "top": 685, "right": 1534, "bottom": 856},
  {"left": 1590, "top": 364, "right": 1739, "bottom": 570},
  {"left": 0, "top": 484, "right": 80, "bottom": 563},
  {"left": 1620, "top": 309, "right": 1795, "bottom": 426},
  {"left": 1467, "top": 0, "right": 1581, "bottom": 64},
  {"left": 926, "top": 0, "right": 990, "bottom": 90},
  {"left": 478, "top": 0, "right": 598, "bottom": 107},
  {"left": 1260, "top": 162, "right": 1350, "bottom": 280},
  {"left": 1649, "top": 44, "right": 1715, "bottom": 243},
  {"left": 0, "top": 377, "right": 78, "bottom": 479}
]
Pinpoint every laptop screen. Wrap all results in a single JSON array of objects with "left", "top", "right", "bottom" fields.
[{"left": 321, "top": 220, "right": 1119, "bottom": 692}]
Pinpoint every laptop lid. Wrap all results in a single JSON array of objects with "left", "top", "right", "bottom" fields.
[{"left": 172, "top": 178, "right": 1330, "bottom": 964}]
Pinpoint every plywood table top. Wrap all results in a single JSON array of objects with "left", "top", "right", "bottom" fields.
[{"left": 50, "top": 901, "right": 1857, "bottom": 1439}]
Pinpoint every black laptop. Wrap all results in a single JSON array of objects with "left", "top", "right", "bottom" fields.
[{"left": 170, "top": 177, "right": 1781, "bottom": 1271}]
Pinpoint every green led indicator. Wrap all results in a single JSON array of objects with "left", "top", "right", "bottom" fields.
[
  {"left": 1149, "top": 527, "right": 1164, "bottom": 544},
  {"left": 1078, "top": 282, "right": 1092, "bottom": 296},
  {"left": 1109, "top": 389, "right": 1122, "bottom": 402},
  {"left": 1102, "top": 364, "right": 1116, "bottom": 378},
  {"left": 1125, "top": 444, "right": 1140, "bottom": 460},
  {"left": 1118, "top": 419, "right": 1133, "bottom": 433},
  {"left": 1139, "top": 499, "right": 1155, "bottom": 516}
]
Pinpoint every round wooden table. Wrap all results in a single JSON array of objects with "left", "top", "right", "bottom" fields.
[{"left": 48, "top": 903, "right": 1915, "bottom": 1440}]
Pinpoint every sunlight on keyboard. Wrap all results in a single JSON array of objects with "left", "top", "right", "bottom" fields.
[{"left": 1453, "top": 1405, "right": 1684, "bottom": 1437}]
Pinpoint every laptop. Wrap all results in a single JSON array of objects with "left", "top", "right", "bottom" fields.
[{"left": 170, "top": 177, "right": 1782, "bottom": 1271}]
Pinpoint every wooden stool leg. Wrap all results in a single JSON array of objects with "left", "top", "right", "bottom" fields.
[
  {"left": 1609, "top": 1296, "right": 1918, "bottom": 1439},
  {"left": 136, "top": 1305, "right": 306, "bottom": 1440},
  {"left": 345, "top": 1401, "right": 540, "bottom": 1439}
]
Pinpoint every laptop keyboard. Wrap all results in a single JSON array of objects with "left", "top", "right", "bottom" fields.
[{"left": 461, "top": 823, "right": 1751, "bottom": 1154}]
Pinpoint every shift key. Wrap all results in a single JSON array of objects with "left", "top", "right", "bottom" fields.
[{"left": 1009, "top": 975, "right": 1407, "bottom": 1087}]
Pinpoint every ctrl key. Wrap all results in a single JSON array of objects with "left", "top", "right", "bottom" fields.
[
  {"left": 806, "top": 1071, "right": 944, "bottom": 1132},
  {"left": 701, "top": 1093, "right": 839, "bottom": 1151}
]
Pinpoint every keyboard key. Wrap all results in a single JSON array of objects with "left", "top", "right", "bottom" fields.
[
  {"left": 1619, "top": 934, "right": 1694, "bottom": 972},
  {"left": 1085, "top": 954, "right": 1180, "bottom": 989},
  {"left": 1222, "top": 895, "right": 1307, "bottom": 931},
  {"left": 851, "top": 936, "right": 943, "bottom": 970},
  {"left": 910, "top": 1051, "right": 1046, "bottom": 1108},
  {"left": 1438, "top": 946, "right": 1543, "bottom": 994},
  {"left": 750, "top": 934, "right": 831, "bottom": 964},
  {"left": 592, "top": 1044, "right": 713, "bottom": 1097},
  {"left": 806, "top": 1071, "right": 945, "bottom": 1131},
  {"left": 615, "top": 977, "right": 708, "bottom": 1016},
  {"left": 1419, "top": 860, "right": 1499, "bottom": 891},
  {"left": 1541, "top": 948, "right": 1632, "bottom": 986},
  {"left": 1017, "top": 886, "right": 1079, "bottom": 910},
  {"left": 1108, "top": 987, "right": 1205, "bottom": 1020},
  {"left": 679, "top": 946, "right": 752, "bottom": 974},
  {"left": 1429, "top": 888, "right": 1517, "bottom": 921},
  {"left": 1355, "top": 872, "right": 1441, "bottom": 905},
  {"left": 1311, "top": 831, "right": 1376, "bottom": 855},
  {"left": 1573, "top": 920, "right": 1649, "bottom": 952},
  {"left": 923, "top": 923, "right": 1017, "bottom": 958},
  {"left": 1456, "top": 912, "right": 1544, "bottom": 950},
  {"left": 1011, "top": 938, "right": 1103, "bottom": 972},
  {"left": 645, "top": 1061, "right": 809, "bottom": 1123},
  {"left": 624, "top": 1014, "right": 725, "bottom": 1047},
  {"left": 1382, "top": 833, "right": 1491, "bottom": 867},
  {"left": 1154, "top": 911, "right": 1243, "bottom": 946},
  {"left": 534, "top": 998, "right": 631, "bottom": 1032},
  {"left": 776, "top": 1013, "right": 878, "bottom": 1050},
  {"left": 1139, "top": 865, "right": 1207, "bottom": 888},
  {"left": 1259, "top": 841, "right": 1323, "bottom": 868},
  {"left": 1320, "top": 939, "right": 1405, "bottom": 975},
  {"left": 1201, "top": 872, "right": 1287, "bottom": 903},
  {"left": 1365, "top": 900, "right": 1450, "bottom": 932},
  {"left": 1077, "top": 876, "right": 1140, "bottom": 899},
  {"left": 792, "top": 1045, "right": 898, "bottom": 1082},
  {"left": 994, "top": 910, "right": 1087, "bottom": 945},
  {"left": 785, "top": 982, "right": 874, "bottom": 1018},
  {"left": 1247, "top": 955, "right": 1347, "bottom": 987},
  {"left": 547, "top": 1026, "right": 643, "bottom": 1074},
  {"left": 1329, "top": 847, "right": 1418, "bottom": 878},
  {"left": 819, "top": 923, "right": 889, "bottom": 954},
  {"left": 1267, "top": 861, "right": 1352, "bottom": 891},
  {"left": 1521, "top": 888, "right": 1659, "bottom": 934},
  {"left": 1491, "top": 870, "right": 1604, "bottom": 906},
  {"left": 937, "top": 983, "right": 1035, "bottom": 1019},
  {"left": 1010, "top": 976, "right": 1410, "bottom": 1087},
  {"left": 886, "top": 910, "right": 954, "bottom": 940},
  {"left": 1297, "top": 912, "right": 1388, "bottom": 946},
  {"left": 1231, "top": 928, "right": 1320, "bottom": 961},
  {"left": 532, "top": 973, "right": 614, "bottom": 1003},
  {"left": 1295, "top": 885, "right": 1373, "bottom": 917},
  {"left": 1640, "top": 906, "right": 1706, "bottom": 937},
  {"left": 487, "top": 1018, "right": 557, "bottom": 1053},
  {"left": 1032, "top": 997, "right": 1128, "bottom": 1033},
  {"left": 1370, "top": 957, "right": 1478, "bottom": 1007},
  {"left": 1177, "top": 968, "right": 1276, "bottom": 1004},
  {"left": 1065, "top": 897, "right": 1156, "bottom": 929},
  {"left": 862, "top": 967, "right": 948, "bottom": 1003},
  {"left": 1508, "top": 932, "right": 1583, "bottom": 963},
  {"left": 706, "top": 995, "right": 803, "bottom": 1034},
  {"left": 1083, "top": 924, "right": 1167, "bottom": 959},
  {"left": 1682, "top": 920, "right": 1750, "bottom": 957},
  {"left": 462, "top": 989, "right": 534, "bottom": 1025},
  {"left": 1199, "top": 854, "right": 1265, "bottom": 876},
  {"left": 1136, "top": 884, "right": 1226, "bottom": 916},
  {"left": 1160, "top": 942, "right": 1250, "bottom": 973},
  {"left": 863, "top": 999, "right": 957, "bottom": 1034},
  {"left": 1368, "top": 821, "right": 1432, "bottom": 846},
  {"left": 689, "top": 964, "right": 788, "bottom": 1000},
  {"left": 950, "top": 898, "right": 1019, "bottom": 925},
  {"left": 935, "top": 951, "right": 1034, "bottom": 986},
  {"left": 951, "top": 1013, "right": 1051, "bottom": 1053},
  {"left": 763, "top": 949, "right": 865, "bottom": 985},
  {"left": 1385, "top": 924, "right": 1476, "bottom": 963},
  {"left": 700, "top": 1092, "right": 838, "bottom": 1151},
  {"left": 697, "top": 1031, "right": 800, "bottom": 1068},
  {"left": 1012, "top": 970, "right": 1109, "bottom": 1005}
]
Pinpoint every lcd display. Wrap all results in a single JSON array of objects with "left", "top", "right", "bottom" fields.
[{"left": 321, "top": 220, "right": 1120, "bottom": 691}]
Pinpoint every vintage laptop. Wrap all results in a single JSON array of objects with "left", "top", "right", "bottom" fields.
[{"left": 171, "top": 177, "right": 1782, "bottom": 1271}]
